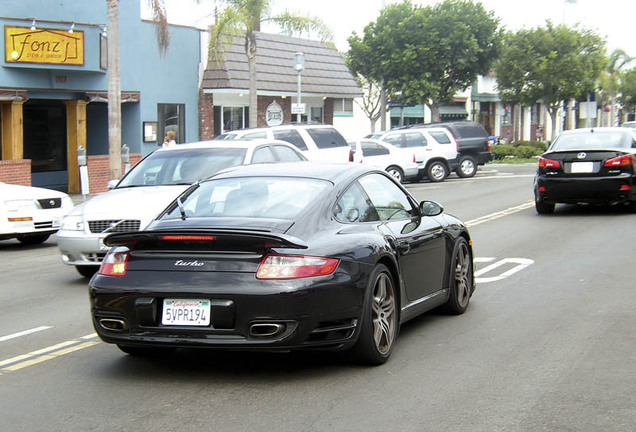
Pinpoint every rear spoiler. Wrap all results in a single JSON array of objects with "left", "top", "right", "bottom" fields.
[{"left": 103, "top": 229, "right": 308, "bottom": 250}]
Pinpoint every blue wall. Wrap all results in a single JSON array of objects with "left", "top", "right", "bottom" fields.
[{"left": 1, "top": 0, "right": 201, "bottom": 157}]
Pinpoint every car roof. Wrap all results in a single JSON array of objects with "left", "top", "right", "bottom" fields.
[
  {"left": 155, "top": 139, "right": 301, "bottom": 151},
  {"left": 210, "top": 161, "right": 378, "bottom": 184},
  {"left": 559, "top": 127, "right": 633, "bottom": 135}
]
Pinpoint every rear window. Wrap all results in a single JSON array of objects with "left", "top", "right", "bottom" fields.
[
  {"left": 452, "top": 124, "right": 488, "bottom": 139},
  {"left": 273, "top": 129, "right": 308, "bottom": 151},
  {"left": 306, "top": 128, "right": 348, "bottom": 149},
  {"left": 117, "top": 148, "right": 247, "bottom": 187},
  {"left": 163, "top": 177, "right": 330, "bottom": 219},
  {"left": 551, "top": 131, "right": 634, "bottom": 151},
  {"left": 428, "top": 131, "right": 452, "bottom": 144}
]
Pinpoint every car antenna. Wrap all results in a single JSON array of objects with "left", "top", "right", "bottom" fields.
[{"left": 177, "top": 196, "right": 187, "bottom": 220}]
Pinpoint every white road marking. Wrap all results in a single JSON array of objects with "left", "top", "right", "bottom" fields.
[{"left": 0, "top": 326, "right": 52, "bottom": 343}]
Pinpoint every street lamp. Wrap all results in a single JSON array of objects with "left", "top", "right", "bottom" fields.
[{"left": 293, "top": 52, "right": 305, "bottom": 123}]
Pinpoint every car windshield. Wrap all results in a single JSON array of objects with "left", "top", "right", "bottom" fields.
[
  {"left": 552, "top": 131, "right": 633, "bottom": 151},
  {"left": 162, "top": 176, "right": 331, "bottom": 219},
  {"left": 117, "top": 148, "right": 247, "bottom": 187}
]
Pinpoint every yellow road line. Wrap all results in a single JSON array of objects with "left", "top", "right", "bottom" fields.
[
  {"left": 1, "top": 335, "right": 100, "bottom": 375},
  {"left": 465, "top": 201, "right": 534, "bottom": 227}
]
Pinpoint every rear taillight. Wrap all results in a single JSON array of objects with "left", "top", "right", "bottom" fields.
[
  {"left": 412, "top": 154, "right": 416, "bottom": 163},
  {"left": 349, "top": 149, "right": 355, "bottom": 162},
  {"left": 99, "top": 247, "right": 130, "bottom": 276},
  {"left": 159, "top": 235, "right": 217, "bottom": 241},
  {"left": 256, "top": 254, "right": 339, "bottom": 279},
  {"left": 604, "top": 154, "right": 634, "bottom": 167},
  {"left": 538, "top": 157, "right": 561, "bottom": 168}
]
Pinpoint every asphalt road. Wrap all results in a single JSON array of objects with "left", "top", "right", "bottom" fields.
[{"left": 1, "top": 163, "right": 635, "bottom": 432}]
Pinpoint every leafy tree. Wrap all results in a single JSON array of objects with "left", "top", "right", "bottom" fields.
[
  {"left": 495, "top": 22, "right": 606, "bottom": 139},
  {"left": 210, "top": 0, "right": 332, "bottom": 128},
  {"left": 347, "top": 0, "right": 501, "bottom": 122},
  {"left": 620, "top": 67, "right": 636, "bottom": 117}
]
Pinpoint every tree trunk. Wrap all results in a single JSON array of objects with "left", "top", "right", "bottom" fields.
[
  {"left": 429, "top": 104, "right": 440, "bottom": 123},
  {"left": 107, "top": 0, "right": 122, "bottom": 181},
  {"left": 246, "top": 32, "right": 258, "bottom": 128},
  {"left": 548, "top": 105, "right": 560, "bottom": 141}
]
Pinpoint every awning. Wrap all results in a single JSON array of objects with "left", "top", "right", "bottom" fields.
[
  {"left": 0, "top": 89, "right": 28, "bottom": 101},
  {"left": 86, "top": 92, "right": 140, "bottom": 103},
  {"left": 390, "top": 105, "right": 425, "bottom": 118}
]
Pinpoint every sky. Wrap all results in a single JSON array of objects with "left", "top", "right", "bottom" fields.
[{"left": 148, "top": 0, "right": 636, "bottom": 57}]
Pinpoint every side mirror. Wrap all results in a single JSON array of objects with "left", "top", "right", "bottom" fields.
[
  {"left": 419, "top": 200, "right": 443, "bottom": 217},
  {"left": 107, "top": 179, "right": 119, "bottom": 190}
]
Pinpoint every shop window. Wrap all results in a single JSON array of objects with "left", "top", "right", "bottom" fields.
[
  {"left": 158, "top": 103, "right": 185, "bottom": 144},
  {"left": 333, "top": 98, "right": 353, "bottom": 117},
  {"left": 220, "top": 106, "right": 248, "bottom": 133},
  {"left": 501, "top": 106, "right": 513, "bottom": 126}
]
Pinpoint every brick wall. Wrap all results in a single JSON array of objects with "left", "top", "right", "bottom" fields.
[
  {"left": 199, "top": 90, "right": 215, "bottom": 140},
  {"left": 0, "top": 159, "right": 32, "bottom": 186},
  {"left": 86, "top": 153, "right": 142, "bottom": 194},
  {"left": 324, "top": 98, "right": 334, "bottom": 125}
]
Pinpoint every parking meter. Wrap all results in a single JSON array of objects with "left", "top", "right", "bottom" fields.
[
  {"left": 122, "top": 144, "right": 131, "bottom": 174},
  {"left": 77, "top": 146, "right": 89, "bottom": 198},
  {"left": 77, "top": 145, "right": 87, "bottom": 166}
]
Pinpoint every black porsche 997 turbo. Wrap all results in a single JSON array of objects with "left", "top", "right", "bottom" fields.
[{"left": 89, "top": 162, "right": 475, "bottom": 365}]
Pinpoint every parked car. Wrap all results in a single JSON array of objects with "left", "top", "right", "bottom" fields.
[
  {"left": 621, "top": 121, "right": 636, "bottom": 128},
  {"left": 215, "top": 124, "right": 350, "bottom": 163},
  {"left": 416, "top": 121, "right": 494, "bottom": 177},
  {"left": 57, "top": 140, "right": 307, "bottom": 277},
  {"left": 0, "top": 182, "right": 74, "bottom": 244},
  {"left": 89, "top": 162, "right": 475, "bottom": 365},
  {"left": 348, "top": 139, "right": 419, "bottom": 183},
  {"left": 534, "top": 127, "right": 636, "bottom": 214},
  {"left": 374, "top": 127, "right": 458, "bottom": 182}
]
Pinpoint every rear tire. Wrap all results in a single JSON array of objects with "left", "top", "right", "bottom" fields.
[
  {"left": 456, "top": 156, "right": 477, "bottom": 178},
  {"left": 535, "top": 200, "right": 555, "bottom": 214},
  {"left": 76, "top": 265, "right": 98, "bottom": 278},
  {"left": 385, "top": 166, "right": 404, "bottom": 183},
  {"left": 16, "top": 234, "right": 50, "bottom": 245},
  {"left": 426, "top": 161, "right": 448, "bottom": 183},
  {"left": 352, "top": 264, "right": 399, "bottom": 365}
]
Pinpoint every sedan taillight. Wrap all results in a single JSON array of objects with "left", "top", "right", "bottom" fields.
[
  {"left": 538, "top": 157, "right": 561, "bottom": 168},
  {"left": 256, "top": 254, "right": 339, "bottom": 279},
  {"left": 604, "top": 154, "right": 634, "bottom": 167},
  {"left": 99, "top": 247, "right": 130, "bottom": 276}
]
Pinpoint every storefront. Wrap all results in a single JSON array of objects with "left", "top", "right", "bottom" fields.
[
  {"left": 0, "top": 0, "right": 202, "bottom": 193},
  {"left": 199, "top": 32, "right": 360, "bottom": 140}
]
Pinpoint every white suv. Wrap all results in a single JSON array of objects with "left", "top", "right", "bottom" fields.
[
  {"left": 216, "top": 124, "right": 351, "bottom": 163},
  {"left": 374, "top": 127, "right": 458, "bottom": 182}
]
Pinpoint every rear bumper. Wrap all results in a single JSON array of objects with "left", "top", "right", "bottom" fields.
[
  {"left": 89, "top": 265, "right": 368, "bottom": 351},
  {"left": 535, "top": 174, "right": 635, "bottom": 205}
]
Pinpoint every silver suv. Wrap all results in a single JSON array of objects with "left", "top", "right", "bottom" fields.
[
  {"left": 215, "top": 124, "right": 351, "bottom": 163},
  {"left": 374, "top": 127, "right": 458, "bottom": 182}
]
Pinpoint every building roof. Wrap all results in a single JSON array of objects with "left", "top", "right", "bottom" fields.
[{"left": 201, "top": 32, "right": 361, "bottom": 98}]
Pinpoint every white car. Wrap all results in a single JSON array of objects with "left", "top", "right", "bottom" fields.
[
  {"left": 374, "top": 127, "right": 459, "bottom": 182},
  {"left": 57, "top": 139, "right": 306, "bottom": 277},
  {"left": 0, "top": 182, "right": 74, "bottom": 244},
  {"left": 348, "top": 139, "right": 419, "bottom": 183},
  {"left": 215, "top": 124, "right": 351, "bottom": 163}
]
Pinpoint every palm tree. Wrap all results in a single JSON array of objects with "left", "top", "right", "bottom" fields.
[
  {"left": 210, "top": 0, "right": 332, "bottom": 127},
  {"left": 599, "top": 49, "right": 633, "bottom": 126}
]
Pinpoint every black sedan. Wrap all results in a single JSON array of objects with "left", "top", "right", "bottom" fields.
[
  {"left": 89, "top": 163, "right": 475, "bottom": 365},
  {"left": 534, "top": 127, "right": 636, "bottom": 214}
]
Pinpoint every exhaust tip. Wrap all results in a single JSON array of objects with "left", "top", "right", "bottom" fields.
[
  {"left": 249, "top": 323, "right": 286, "bottom": 338},
  {"left": 99, "top": 318, "right": 127, "bottom": 332}
]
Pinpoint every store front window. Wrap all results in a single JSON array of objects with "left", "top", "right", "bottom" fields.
[
  {"left": 158, "top": 103, "right": 185, "bottom": 144},
  {"left": 23, "top": 100, "right": 67, "bottom": 173}
]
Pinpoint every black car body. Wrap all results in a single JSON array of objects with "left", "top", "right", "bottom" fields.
[
  {"left": 89, "top": 163, "right": 475, "bottom": 365},
  {"left": 534, "top": 127, "right": 636, "bottom": 214}
]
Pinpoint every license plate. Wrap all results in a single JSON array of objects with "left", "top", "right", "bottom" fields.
[
  {"left": 571, "top": 162, "right": 594, "bottom": 173},
  {"left": 162, "top": 299, "right": 210, "bottom": 326}
]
